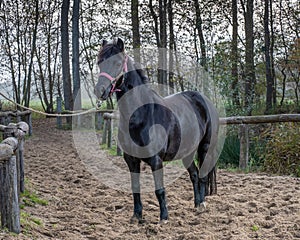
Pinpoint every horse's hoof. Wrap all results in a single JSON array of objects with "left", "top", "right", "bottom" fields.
[
  {"left": 196, "top": 202, "right": 206, "bottom": 213},
  {"left": 158, "top": 219, "right": 169, "bottom": 225},
  {"left": 130, "top": 214, "right": 145, "bottom": 224}
]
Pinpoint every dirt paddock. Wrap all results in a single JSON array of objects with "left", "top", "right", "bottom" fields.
[{"left": 0, "top": 118, "right": 299, "bottom": 239}]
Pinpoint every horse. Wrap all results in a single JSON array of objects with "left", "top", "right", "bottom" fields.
[{"left": 94, "top": 38, "right": 219, "bottom": 223}]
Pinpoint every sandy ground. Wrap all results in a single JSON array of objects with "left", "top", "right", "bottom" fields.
[{"left": 0, "top": 118, "right": 299, "bottom": 239}]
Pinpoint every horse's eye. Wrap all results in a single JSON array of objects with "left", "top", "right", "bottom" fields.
[{"left": 113, "top": 59, "right": 121, "bottom": 66}]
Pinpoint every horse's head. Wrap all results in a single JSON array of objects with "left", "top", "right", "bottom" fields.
[{"left": 94, "top": 38, "right": 127, "bottom": 101}]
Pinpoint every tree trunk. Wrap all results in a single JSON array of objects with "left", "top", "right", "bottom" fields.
[
  {"left": 24, "top": 0, "right": 39, "bottom": 108},
  {"left": 149, "top": 0, "right": 159, "bottom": 47},
  {"left": 231, "top": 0, "right": 240, "bottom": 106},
  {"left": 194, "top": 0, "right": 207, "bottom": 69},
  {"left": 264, "top": 0, "right": 273, "bottom": 113},
  {"left": 61, "top": 0, "right": 73, "bottom": 119},
  {"left": 242, "top": 0, "right": 255, "bottom": 115},
  {"left": 279, "top": 0, "right": 288, "bottom": 106},
  {"left": 269, "top": 0, "right": 276, "bottom": 107},
  {"left": 131, "top": 0, "right": 141, "bottom": 63},
  {"left": 168, "top": 0, "right": 175, "bottom": 93},
  {"left": 158, "top": 0, "right": 168, "bottom": 95},
  {"left": 3, "top": 10, "right": 18, "bottom": 104},
  {"left": 72, "top": 0, "right": 81, "bottom": 110}
]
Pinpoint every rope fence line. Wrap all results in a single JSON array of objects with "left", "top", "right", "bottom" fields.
[{"left": 0, "top": 92, "right": 111, "bottom": 117}]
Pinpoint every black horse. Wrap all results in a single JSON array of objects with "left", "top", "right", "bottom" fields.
[{"left": 95, "top": 38, "right": 219, "bottom": 223}]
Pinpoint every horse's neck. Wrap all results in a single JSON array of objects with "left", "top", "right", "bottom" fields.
[{"left": 117, "top": 59, "right": 163, "bottom": 117}]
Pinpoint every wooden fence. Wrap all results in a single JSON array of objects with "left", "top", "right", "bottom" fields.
[
  {"left": 0, "top": 121, "right": 29, "bottom": 234},
  {"left": 0, "top": 110, "right": 32, "bottom": 136},
  {"left": 220, "top": 114, "right": 300, "bottom": 169},
  {"left": 101, "top": 113, "right": 300, "bottom": 169}
]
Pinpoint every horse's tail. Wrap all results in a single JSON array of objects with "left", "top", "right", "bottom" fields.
[
  {"left": 206, "top": 166, "right": 217, "bottom": 195},
  {"left": 197, "top": 141, "right": 218, "bottom": 196},
  {"left": 197, "top": 94, "right": 219, "bottom": 196}
]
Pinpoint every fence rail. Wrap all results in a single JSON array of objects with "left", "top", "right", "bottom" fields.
[
  {"left": 219, "top": 114, "right": 300, "bottom": 125},
  {"left": 101, "top": 113, "right": 300, "bottom": 169},
  {"left": 0, "top": 121, "right": 29, "bottom": 234},
  {"left": 0, "top": 110, "right": 32, "bottom": 136}
]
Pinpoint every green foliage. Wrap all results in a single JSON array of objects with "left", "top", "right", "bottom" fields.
[
  {"left": 218, "top": 126, "right": 266, "bottom": 171},
  {"left": 263, "top": 123, "right": 300, "bottom": 177},
  {"left": 248, "top": 134, "right": 266, "bottom": 170},
  {"left": 218, "top": 133, "right": 240, "bottom": 168},
  {"left": 28, "top": 100, "right": 46, "bottom": 120}
]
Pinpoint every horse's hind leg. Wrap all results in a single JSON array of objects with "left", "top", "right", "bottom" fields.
[
  {"left": 124, "top": 153, "right": 143, "bottom": 223},
  {"left": 197, "top": 141, "right": 216, "bottom": 210},
  {"left": 183, "top": 152, "right": 201, "bottom": 208}
]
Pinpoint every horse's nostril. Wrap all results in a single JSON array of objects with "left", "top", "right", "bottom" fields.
[{"left": 94, "top": 85, "right": 105, "bottom": 99}]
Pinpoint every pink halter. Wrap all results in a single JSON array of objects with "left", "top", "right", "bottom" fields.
[{"left": 99, "top": 55, "right": 128, "bottom": 94}]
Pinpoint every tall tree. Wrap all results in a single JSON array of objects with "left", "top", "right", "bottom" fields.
[
  {"left": 149, "top": 0, "right": 159, "bottom": 47},
  {"left": 269, "top": 0, "right": 276, "bottom": 107},
  {"left": 264, "top": 0, "right": 274, "bottom": 113},
  {"left": 231, "top": 0, "right": 240, "bottom": 106},
  {"left": 194, "top": 0, "right": 207, "bottom": 69},
  {"left": 158, "top": 0, "right": 168, "bottom": 95},
  {"left": 61, "top": 0, "right": 73, "bottom": 114},
  {"left": 23, "top": 0, "right": 39, "bottom": 108},
  {"left": 149, "top": 0, "right": 168, "bottom": 95},
  {"left": 168, "top": 0, "right": 175, "bottom": 93},
  {"left": 131, "top": 0, "right": 141, "bottom": 63},
  {"left": 2, "top": 2, "right": 18, "bottom": 103},
  {"left": 72, "top": 0, "right": 81, "bottom": 109},
  {"left": 241, "top": 0, "right": 255, "bottom": 115}
]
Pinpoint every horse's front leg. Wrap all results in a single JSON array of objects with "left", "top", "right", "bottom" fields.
[
  {"left": 124, "top": 154, "right": 143, "bottom": 223},
  {"left": 151, "top": 156, "right": 168, "bottom": 222}
]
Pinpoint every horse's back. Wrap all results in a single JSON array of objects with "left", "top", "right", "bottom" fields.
[{"left": 162, "top": 91, "right": 218, "bottom": 161}]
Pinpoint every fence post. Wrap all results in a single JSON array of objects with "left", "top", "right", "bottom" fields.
[
  {"left": 2, "top": 122, "right": 28, "bottom": 195},
  {"left": 27, "top": 112, "right": 32, "bottom": 136},
  {"left": 116, "top": 145, "right": 122, "bottom": 156},
  {"left": 5, "top": 116, "right": 11, "bottom": 126},
  {"left": 56, "top": 97, "right": 62, "bottom": 129},
  {"left": 107, "top": 118, "right": 112, "bottom": 149},
  {"left": 239, "top": 124, "right": 249, "bottom": 169},
  {"left": 16, "top": 122, "right": 29, "bottom": 194},
  {"left": 0, "top": 137, "right": 20, "bottom": 234},
  {"left": 16, "top": 111, "right": 21, "bottom": 123},
  {"left": 102, "top": 120, "right": 107, "bottom": 145},
  {"left": 96, "top": 112, "right": 103, "bottom": 130}
]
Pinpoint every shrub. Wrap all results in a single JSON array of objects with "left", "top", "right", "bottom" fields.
[
  {"left": 218, "top": 133, "right": 240, "bottom": 168},
  {"left": 263, "top": 122, "right": 300, "bottom": 177}
]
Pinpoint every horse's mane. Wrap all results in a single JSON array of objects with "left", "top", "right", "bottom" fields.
[
  {"left": 97, "top": 43, "right": 120, "bottom": 64},
  {"left": 133, "top": 62, "right": 148, "bottom": 84}
]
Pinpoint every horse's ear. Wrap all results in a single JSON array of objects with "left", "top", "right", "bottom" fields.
[
  {"left": 116, "top": 38, "right": 124, "bottom": 52},
  {"left": 102, "top": 39, "right": 108, "bottom": 47}
]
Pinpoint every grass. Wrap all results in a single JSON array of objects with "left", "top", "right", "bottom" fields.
[
  {"left": 21, "top": 189, "right": 48, "bottom": 207},
  {"left": 100, "top": 143, "right": 120, "bottom": 156},
  {"left": 17, "top": 184, "right": 48, "bottom": 236},
  {"left": 20, "top": 211, "right": 43, "bottom": 237},
  {"left": 251, "top": 225, "right": 260, "bottom": 232}
]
